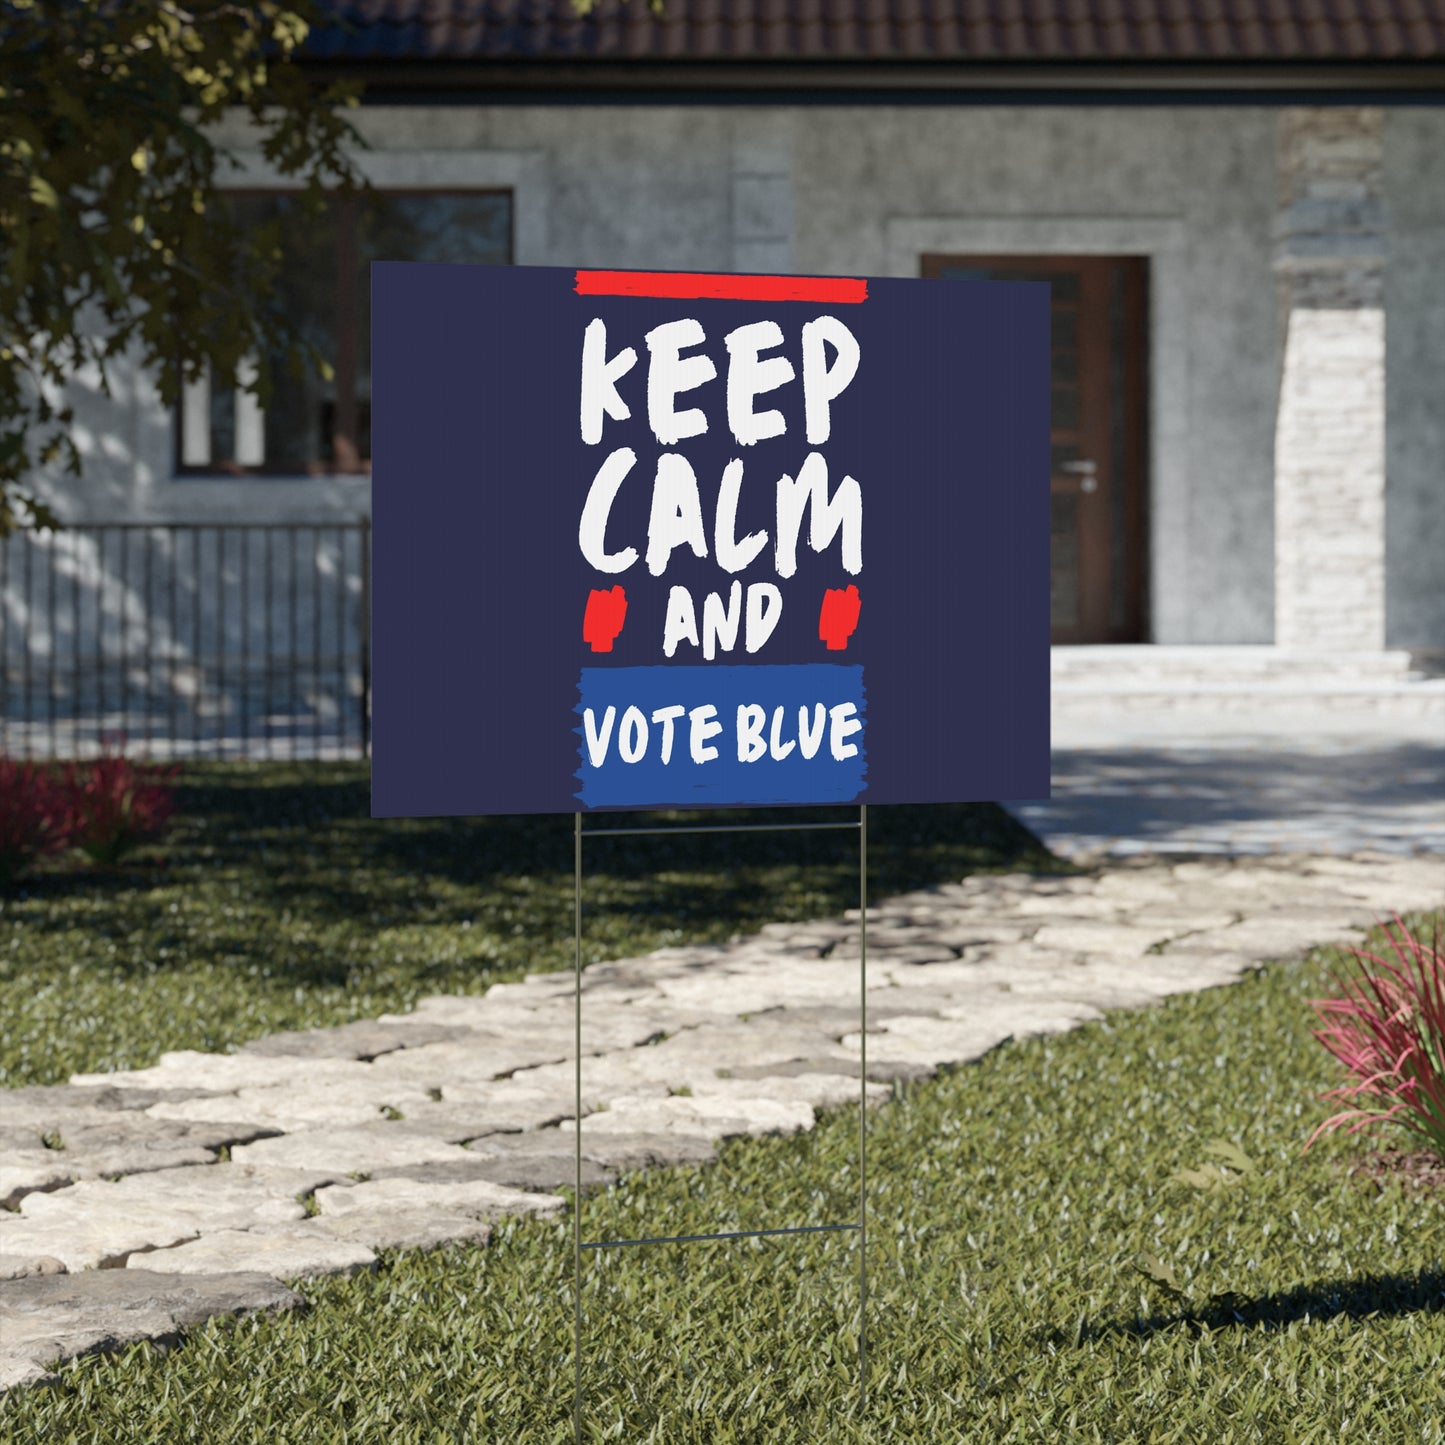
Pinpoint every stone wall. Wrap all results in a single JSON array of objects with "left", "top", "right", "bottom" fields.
[
  {"left": 1273, "top": 108, "right": 1388, "bottom": 652},
  {"left": 1384, "top": 111, "right": 1445, "bottom": 653}
]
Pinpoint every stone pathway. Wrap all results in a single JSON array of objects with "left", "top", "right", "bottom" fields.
[{"left": 3, "top": 851, "right": 1441, "bottom": 1391}]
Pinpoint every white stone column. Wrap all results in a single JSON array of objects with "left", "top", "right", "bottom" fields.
[{"left": 1273, "top": 108, "right": 1388, "bottom": 651}]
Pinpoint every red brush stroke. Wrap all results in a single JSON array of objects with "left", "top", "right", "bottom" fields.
[
  {"left": 819, "top": 585, "right": 861, "bottom": 651},
  {"left": 575, "top": 271, "right": 868, "bottom": 304},
  {"left": 583, "top": 586, "right": 628, "bottom": 653}
]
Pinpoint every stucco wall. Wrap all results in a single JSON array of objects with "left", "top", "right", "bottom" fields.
[
  {"left": 1384, "top": 109, "right": 1445, "bottom": 652},
  {"left": 26, "top": 102, "right": 1439, "bottom": 647}
]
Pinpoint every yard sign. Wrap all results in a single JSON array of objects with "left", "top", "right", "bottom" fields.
[{"left": 371, "top": 265, "right": 1049, "bottom": 817}]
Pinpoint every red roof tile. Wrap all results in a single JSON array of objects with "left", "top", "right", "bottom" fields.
[{"left": 306, "top": 0, "right": 1445, "bottom": 63}]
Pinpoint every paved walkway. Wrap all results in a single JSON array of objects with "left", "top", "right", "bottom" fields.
[
  {"left": 3, "top": 847, "right": 1441, "bottom": 1391},
  {"left": 1008, "top": 710, "right": 1445, "bottom": 859}
]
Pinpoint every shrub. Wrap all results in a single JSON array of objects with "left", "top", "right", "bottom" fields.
[
  {"left": 62, "top": 754, "right": 179, "bottom": 867},
  {"left": 1305, "top": 919, "right": 1445, "bottom": 1159},
  {"left": 0, "top": 759, "right": 73, "bottom": 885}
]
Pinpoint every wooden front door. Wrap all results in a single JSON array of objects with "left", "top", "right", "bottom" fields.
[{"left": 921, "top": 255, "right": 1148, "bottom": 643}]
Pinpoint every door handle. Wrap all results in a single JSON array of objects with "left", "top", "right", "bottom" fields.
[{"left": 1059, "top": 459, "right": 1098, "bottom": 494}]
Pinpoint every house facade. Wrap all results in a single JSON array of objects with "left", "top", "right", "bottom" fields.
[{"left": 6, "top": 1, "right": 1443, "bottom": 755}]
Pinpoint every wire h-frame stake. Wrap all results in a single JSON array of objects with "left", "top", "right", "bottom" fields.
[{"left": 573, "top": 808, "right": 868, "bottom": 1442}]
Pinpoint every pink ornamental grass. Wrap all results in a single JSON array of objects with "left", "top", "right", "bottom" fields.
[
  {"left": 1305, "top": 919, "right": 1445, "bottom": 1159},
  {"left": 0, "top": 759, "right": 72, "bottom": 885},
  {"left": 62, "top": 754, "right": 178, "bottom": 867}
]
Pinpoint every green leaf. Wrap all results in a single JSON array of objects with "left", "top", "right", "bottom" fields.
[
  {"left": 1202, "top": 1138, "right": 1255, "bottom": 1174},
  {"left": 1169, "top": 1138, "right": 1255, "bottom": 1189},
  {"left": 1134, "top": 1250, "right": 1185, "bottom": 1298},
  {"left": 28, "top": 175, "right": 58, "bottom": 209},
  {"left": 1169, "top": 1164, "right": 1231, "bottom": 1190}
]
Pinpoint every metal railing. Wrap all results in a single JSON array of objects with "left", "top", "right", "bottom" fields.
[{"left": 0, "top": 521, "right": 370, "bottom": 760}]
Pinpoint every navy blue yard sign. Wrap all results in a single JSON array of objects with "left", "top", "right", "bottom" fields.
[{"left": 371, "top": 265, "right": 1049, "bottom": 817}]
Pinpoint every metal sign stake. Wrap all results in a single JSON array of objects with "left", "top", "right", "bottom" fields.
[{"left": 572, "top": 808, "right": 869, "bottom": 1441}]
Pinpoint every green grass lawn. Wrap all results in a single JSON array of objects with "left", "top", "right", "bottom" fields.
[
  {"left": 0, "top": 761, "right": 1059, "bottom": 1087},
  {"left": 2, "top": 765, "right": 1441, "bottom": 1441}
]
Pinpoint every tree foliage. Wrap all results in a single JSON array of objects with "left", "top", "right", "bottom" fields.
[{"left": 0, "top": 0, "right": 365, "bottom": 534}]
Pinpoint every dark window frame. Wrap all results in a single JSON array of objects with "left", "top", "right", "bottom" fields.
[{"left": 174, "top": 186, "right": 515, "bottom": 480}]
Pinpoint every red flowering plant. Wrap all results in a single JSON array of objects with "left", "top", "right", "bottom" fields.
[
  {"left": 1305, "top": 919, "right": 1445, "bottom": 1160},
  {"left": 61, "top": 754, "right": 179, "bottom": 868},
  {"left": 0, "top": 759, "right": 73, "bottom": 886}
]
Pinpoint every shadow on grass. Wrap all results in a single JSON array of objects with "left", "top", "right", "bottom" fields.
[
  {"left": 3, "top": 763, "right": 1067, "bottom": 992},
  {"left": 1051, "top": 1267, "right": 1445, "bottom": 1343},
  {"left": 168, "top": 761, "right": 1067, "bottom": 929},
  {"left": 3, "top": 859, "right": 174, "bottom": 904},
  {"left": 339, "top": 806, "right": 1059, "bottom": 944}
]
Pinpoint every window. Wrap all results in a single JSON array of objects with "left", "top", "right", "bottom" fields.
[{"left": 177, "top": 190, "right": 512, "bottom": 476}]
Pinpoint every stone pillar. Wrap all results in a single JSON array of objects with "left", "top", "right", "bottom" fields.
[
  {"left": 1273, "top": 108, "right": 1388, "bottom": 651},
  {"left": 730, "top": 114, "right": 794, "bottom": 275}
]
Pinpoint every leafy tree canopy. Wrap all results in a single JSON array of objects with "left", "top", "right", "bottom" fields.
[{"left": 0, "top": 0, "right": 365, "bottom": 535}]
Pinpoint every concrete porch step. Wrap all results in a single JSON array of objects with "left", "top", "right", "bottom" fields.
[
  {"left": 1050, "top": 648, "right": 1445, "bottom": 722},
  {"left": 1055, "top": 680, "right": 1445, "bottom": 719},
  {"left": 1051, "top": 646, "right": 1420, "bottom": 686}
]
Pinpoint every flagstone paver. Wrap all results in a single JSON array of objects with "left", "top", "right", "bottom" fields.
[
  {"left": 0, "top": 1270, "right": 304, "bottom": 1390},
  {"left": 0, "top": 1166, "right": 72, "bottom": 1214},
  {"left": 239, "top": 1020, "right": 476, "bottom": 1061},
  {"left": 0, "top": 1255, "right": 65, "bottom": 1283},
  {"left": 2, "top": 851, "right": 1440, "bottom": 1390},
  {"left": 388, "top": 1086, "right": 579, "bottom": 1139},
  {"left": 307, "top": 1176, "right": 565, "bottom": 1227},
  {"left": 128, "top": 1228, "right": 379, "bottom": 1281},
  {"left": 367, "top": 1152, "right": 618, "bottom": 1195},
  {"left": 467, "top": 1130, "right": 719, "bottom": 1175},
  {"left": 558, "top": 1093, "right": 818, "bottom": 1139},
  {"left": 226, "top": 1126, "right": 483, "bottom": 1176},
  {"left": 0, "top": 1167, "right": 325, "bottom": 1273},
  {"left": 305, "top": 1210, "right": 495, "bottom": 1254},
  {"left": 69, "top": 1053, "right": 379, "bottom": 1096}
]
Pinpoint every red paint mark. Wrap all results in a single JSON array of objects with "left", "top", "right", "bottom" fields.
[
  {"left": 819, "top": 585, "right": 861, "bottom": 652},
  {"left": 574, "top": 271, "right": 868, "bottom": 305},
  {"left": 583, "top": 586, "right": 628, "bottom": 653}
]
